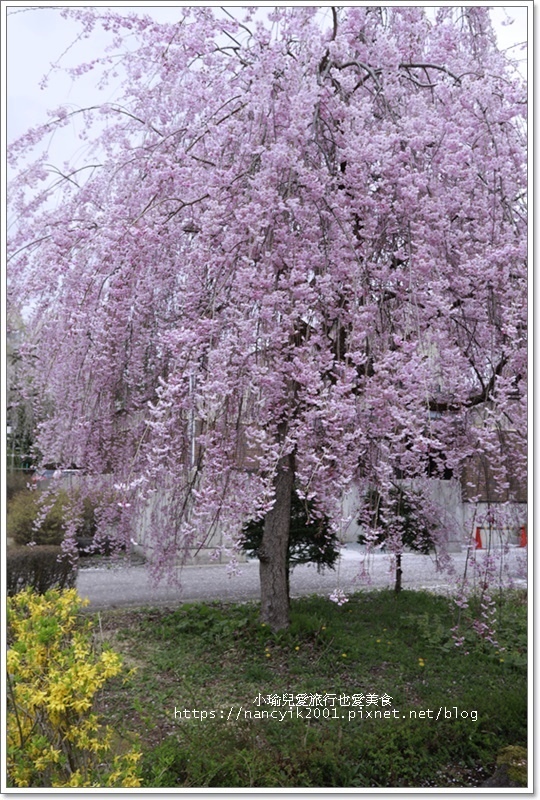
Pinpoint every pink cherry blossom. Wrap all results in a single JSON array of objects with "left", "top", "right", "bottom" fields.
[{"left": 8, "top": 7, "right": 526, "bottom": 630}]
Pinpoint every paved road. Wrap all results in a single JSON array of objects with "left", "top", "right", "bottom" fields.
[{"left": 76, "top": 544, "right": 527, "bottom": 610}]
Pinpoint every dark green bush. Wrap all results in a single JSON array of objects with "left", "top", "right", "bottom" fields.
[
  {"left": 8, "top": 490, "right": 67, "bottom": 546},
  {"left": 7, "top": 546, "right": 78, "bottom": 596},
  {"left": 6, "top": 471, "right": 32, "bottom": 502},
  {"left": 7, "top": 488, "right": 97, "bottom": 548},
  {"left": 359, "top": 486, "right": 437, "bottom": 554},
  {"left": 241, "top": 490, "right": 339, "bottom": 573},
  {"left": 359, "top": 486, "right": 439, "bottom": 592}
]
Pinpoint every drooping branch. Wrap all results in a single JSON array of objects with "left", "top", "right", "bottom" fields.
[{"left": 428, "top": 356, "right": 509, "bottom": 414}]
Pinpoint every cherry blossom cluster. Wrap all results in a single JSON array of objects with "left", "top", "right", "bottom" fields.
[{"left": 8, "top": 7, "right": 526, "bottom": 600}]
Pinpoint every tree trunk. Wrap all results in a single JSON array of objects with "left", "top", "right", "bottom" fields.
[
  {"left": 394, "top": 552, "right": 402, "bottom": 594},
  {"left": 259, "top": 453, "right": 295, "bottom": 631}
]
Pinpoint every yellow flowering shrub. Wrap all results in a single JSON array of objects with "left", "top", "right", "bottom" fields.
[{"left": 7, "top": 588, "right": 141, "bottom": 788}]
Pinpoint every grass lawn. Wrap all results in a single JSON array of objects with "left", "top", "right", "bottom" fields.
[{"left": 94, "top": 589, "right": 527, "bottom": 789}]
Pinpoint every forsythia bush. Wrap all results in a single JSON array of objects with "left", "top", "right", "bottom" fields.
[{"left": 7, "top": 588, "right": 141, "bottom": 788}]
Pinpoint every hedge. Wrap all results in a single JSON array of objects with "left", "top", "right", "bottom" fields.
[{"left": 7, "top": 546, "right": 78, "bottom": 596}]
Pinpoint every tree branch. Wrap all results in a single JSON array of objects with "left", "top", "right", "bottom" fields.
[
  {"left": 428, "top": 356, "right": 508, "bottom": 414},
  {"left": 399, "top": 63, "right": 462, "bottom": 85}
]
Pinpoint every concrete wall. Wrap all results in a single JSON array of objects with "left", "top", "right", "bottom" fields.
[{"left": 134, "top": 478, "right": 526, "bottom": 561}]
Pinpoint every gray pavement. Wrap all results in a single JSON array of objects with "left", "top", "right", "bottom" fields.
[{"left": 76, "top": 544, "right": 528, "bottom": 610}]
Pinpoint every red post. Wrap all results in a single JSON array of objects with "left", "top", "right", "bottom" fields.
[{"left": 475, "top": 527, "right": 483, "bottom": 549}]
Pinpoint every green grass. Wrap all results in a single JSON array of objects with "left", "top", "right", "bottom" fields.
[{"left": 95, "top": 589, "right": 527, "bottom": 788}]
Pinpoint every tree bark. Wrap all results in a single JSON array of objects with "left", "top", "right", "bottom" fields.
[
  {"left": 259, "top": 453, "right": 295, "bottom": 631},
  {"left": 394, "top": 552, "right": 402, "bottom": 594}
]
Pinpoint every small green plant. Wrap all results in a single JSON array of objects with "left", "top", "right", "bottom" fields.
[
  {"left": 141, "top": 737, "right": 189, "bottom": 787},
  {"left": 7, "top": 588, "right": 141, "bottom": 788}
]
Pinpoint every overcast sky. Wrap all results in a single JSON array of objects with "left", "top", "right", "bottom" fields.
[{"left": 4, "top": 3, "right": 529, "bottom": 166}]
